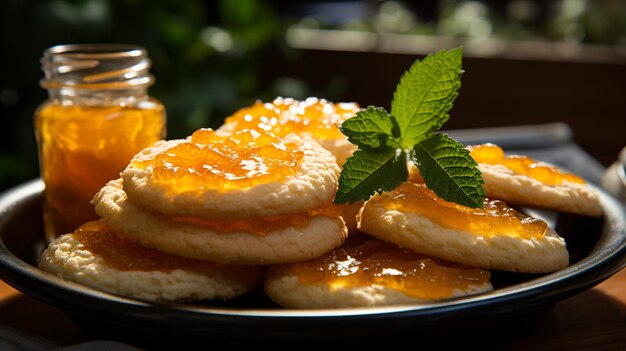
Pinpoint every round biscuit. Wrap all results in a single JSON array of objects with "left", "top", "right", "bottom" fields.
[
  {"left": 93, "top": 179, "right": 348, "bottom": 265},
  {"left": 39, "top": 233, "right": 263, "bottom": 302},
  {"left": 264, "top": 254, "right": 493, "bottom": 309},
  {"left": 479, "top": 163, "right": 603, "bottom": 217},
  {"left": 121, "top": 133, "right": 340, "bottom": 219},
  {"left": 358, "top": 189, "right": 569, "bottom": 274}
]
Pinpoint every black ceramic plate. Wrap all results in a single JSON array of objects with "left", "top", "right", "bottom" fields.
[{"left": 0, "top": 179, "right": 625, "bottom": 346}]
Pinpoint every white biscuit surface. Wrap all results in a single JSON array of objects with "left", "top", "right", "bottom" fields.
[
  {"left": 39, "top": 233, "right": 263, "bottom": 302},
  {"left": 479, "top": 163, "right": 603, "bottom": 217},
  {"left": 358, "top": 188, "right": 569, "bottom": 273},
  {"left": 93, "top": 179, "right": 348, "bottom": 265},
  {"left": 121, "top": 134, "right": 340, "bottom": 220}
]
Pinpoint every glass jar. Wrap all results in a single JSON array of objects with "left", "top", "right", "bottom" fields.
[{"left": 35, "top": 44, "right": 166, "bottom": 242}]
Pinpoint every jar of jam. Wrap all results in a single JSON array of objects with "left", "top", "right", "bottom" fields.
[{"left": 34, "top": 44, "right": 166, "bottom": 241}]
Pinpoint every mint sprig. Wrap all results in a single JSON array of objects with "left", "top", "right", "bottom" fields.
[{"left": 335, "top": 47, "right": 486, "bottom": 208}]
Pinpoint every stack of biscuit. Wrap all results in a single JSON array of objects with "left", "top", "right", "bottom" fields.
[
  {"left": 40, "top": 127, "right": 347, "bottom": 302},
  {"left": 40, "top": 97, "right": 604, "bottom": 309},
  {"left": 263, "top": 143, "right": 603, "bottom": 309},
  {"left": 218, "top": 97, "right": 364, "bottom": 232}
]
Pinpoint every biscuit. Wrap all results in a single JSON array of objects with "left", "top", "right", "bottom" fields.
[
  {"left": 121, "top": 133, "right": 340, "bottom": 220},
  {"left": 479, "top": 163, "right": 603, "bottom": 217},
  {"left": 39, "top": 224, "right": 264, "bottom": 302},
  {"left": 93, "top": 179, "right": 348, "bottom": 265},
  {"left": 265, "top": 237, "right": 493, "bottom": 308},
  {"left": 358, "top": 184, "right": 569, "bottom": 273},
  {"left": 216, "top": 97, "right": 360, "bottom": 166},
  {"left": 467, "top": 143, "right": 602, "bottom": 217}
]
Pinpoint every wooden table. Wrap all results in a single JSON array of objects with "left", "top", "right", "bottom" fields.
[{"left": 1, "top": 269, "right": 625, "bottom": 350}]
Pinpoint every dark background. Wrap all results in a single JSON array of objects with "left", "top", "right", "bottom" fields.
[{"left": 1, "top": 0, "right": 625, "bottom": 192}]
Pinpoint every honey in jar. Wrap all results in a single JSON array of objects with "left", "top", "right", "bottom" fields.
[{"left": 35, "top": 44, "right": 166, "bottom": 241}]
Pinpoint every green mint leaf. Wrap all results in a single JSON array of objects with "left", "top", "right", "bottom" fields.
[
  {"left": 334, "top": 148, "right": 408, "bottom": 204},
  {"left": 411, "top": 133, "right": 485, "bottom": 208},
  {"left": 340, "top": 106, "right": 401, "bottom": 149},
  {"left": 335, "top": 46, "right": 486, "bottom": 209},
  {"left": 391, "top": 47, "right": 463, "bottom": 149}
]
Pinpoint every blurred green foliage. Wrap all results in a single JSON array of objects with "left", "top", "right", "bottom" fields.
[{"left": 297, "top": 0, "right": 626, "bottom": 44}]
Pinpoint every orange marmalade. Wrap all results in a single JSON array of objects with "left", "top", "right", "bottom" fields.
[
  {"left": 292, "top": 237, "right": 490, "bottom": 300},
  {"left": 468, "top": 143, "right": 585, "bottom": 186},
  {"left": 169, "top": 202, "right": 341, "bottom": 236},
  {"left": 223, "top": 97, "right": 360, "bottom": 140},
  {"left": 35, "top": 44, "right": 166, "bottom": 242},
  {"left": 134, "top": 128, "right": 304, "bottom": 192},
  {"left": 73, "top": 220, "right": 218, "bottom": 274},
  {"left": 35, "top": 103, "right": 165, "bottom": 241},
  {"left": 384, "top": 182, "right": 547, "bottom": 239}
]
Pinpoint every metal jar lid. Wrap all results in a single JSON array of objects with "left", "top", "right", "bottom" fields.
[{"left": 40, "top": 44, "right": 154, "bottom": 90}]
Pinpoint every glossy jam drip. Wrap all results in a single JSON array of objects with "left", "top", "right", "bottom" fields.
[
  {"left": 136, "top": 128, "right": 304, "bottom": 191},
  {"left": 224, "top": 97, "right": 360, "bottom": 140},
  {"left": 170, "top": 202, "right": 342, "bottom": 236},
  {"left": 292, "top": 237, "right": 490, "bottom": 300},
  {"left": 73, "top": 220, "right": 218, "bottom": 274},
  {"left": 35, "top": 103, "right": 165, "bottom": 241},
  {"left": 468, "top": 143, "right": 585, "bottom": 186},
  {"left": 384, "top": 183, "right": 547, "bottom": 239}
]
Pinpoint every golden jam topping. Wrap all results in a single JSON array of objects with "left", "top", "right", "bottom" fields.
[
  {"left": 137, "top": 128, "right": 304, "bottom": 191},
  {"left": 73, "top": 220, "right": 218, "bottom": 274},
  {"left": 224, "top": 97, "right": 360, "bottom": 140},
  {"left": 468, "top": 143, "right": 585, "bottom": 186},
  {"left": 292, "top": 237, "right": 490, "bottom": 300},
  {"left": 385, "top": 183, "right": 547, "bottom": 239},
  {"left": 169, "top": 202, "right": 342, "bottom": 236}
]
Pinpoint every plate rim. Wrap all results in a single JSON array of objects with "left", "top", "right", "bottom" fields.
[{"left": 0, "top": 178, "right": 625, "bottom": 323}]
